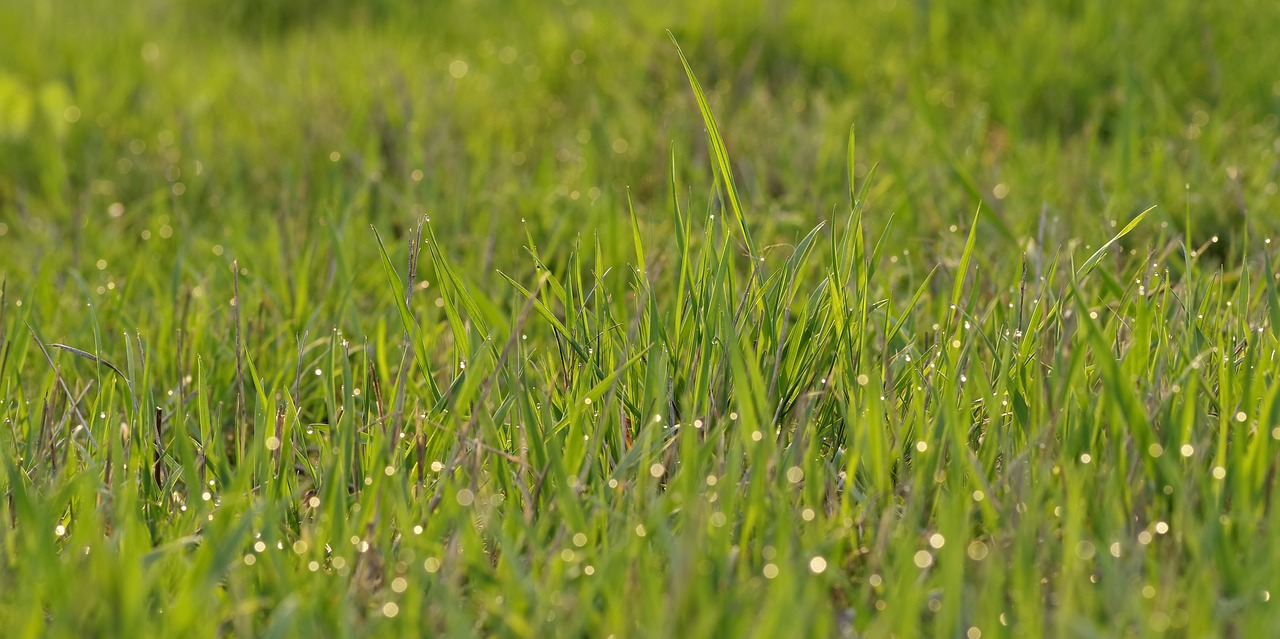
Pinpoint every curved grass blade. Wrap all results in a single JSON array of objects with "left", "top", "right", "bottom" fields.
[
  {"left": 49, "top": 342, "right": 128, "bottom": 384},
  {"left": 1076, "top": 205, "right": 1157, "bottom": 280},
  {"left": 669, "top": 33, "right": 757, "bottom": 259}
]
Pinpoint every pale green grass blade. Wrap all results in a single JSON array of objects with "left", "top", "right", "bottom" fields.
[
  {"left": 1076, "top": 205, "right": 1157, "bottom": 280},
  {"left": 670, "top": 33, "right": 757, "bottom": 259}
]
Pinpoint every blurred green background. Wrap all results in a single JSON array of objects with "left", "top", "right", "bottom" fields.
[{"left": 4, "top": 0, "right": 1280, "bottom": 277}]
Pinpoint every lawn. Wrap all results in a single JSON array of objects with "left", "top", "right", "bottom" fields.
[{"left": 2, "top": 0, "right": 1280, "bottom": 636}]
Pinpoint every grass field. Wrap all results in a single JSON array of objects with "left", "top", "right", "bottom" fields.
[{"left": 4, "top": 0, "right": 1280, "bottom": 636}]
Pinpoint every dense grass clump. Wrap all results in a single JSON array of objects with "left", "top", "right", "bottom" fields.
[{"left": 3, "top": 1, "right": 1280, "bottom": 637}]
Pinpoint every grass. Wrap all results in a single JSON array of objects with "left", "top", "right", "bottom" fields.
[{"left": 3, "top": 0, "right": 1280, "bottom": 636}]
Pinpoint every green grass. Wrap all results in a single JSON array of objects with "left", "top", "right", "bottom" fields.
[{"left": 3, "top": 0, "right": 1280, "bottom": 636}]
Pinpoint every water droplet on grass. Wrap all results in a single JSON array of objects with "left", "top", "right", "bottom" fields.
[
  {"left": 809, "top": 557, "right": 827, "bottom": 573},
  {"left": 913, "top": 551, "right": 933, "bottom": 568}
]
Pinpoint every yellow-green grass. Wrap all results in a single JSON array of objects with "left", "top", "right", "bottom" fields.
[{"left": 2, "top": 1, "right": 1280, "bottom": 636}]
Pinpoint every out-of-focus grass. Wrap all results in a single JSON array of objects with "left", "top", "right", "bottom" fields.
[{"left": 2, "top": 0, "right": 1280, "bottom": 636}]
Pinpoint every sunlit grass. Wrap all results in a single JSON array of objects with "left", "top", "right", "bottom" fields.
[{"left": 3, "top": 1, "right": 1280, "bottom": 637}]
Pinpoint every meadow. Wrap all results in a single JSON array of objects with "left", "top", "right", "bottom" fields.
[{"left": 2, "top": 0, "right": 1280, "bottom": 636}]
